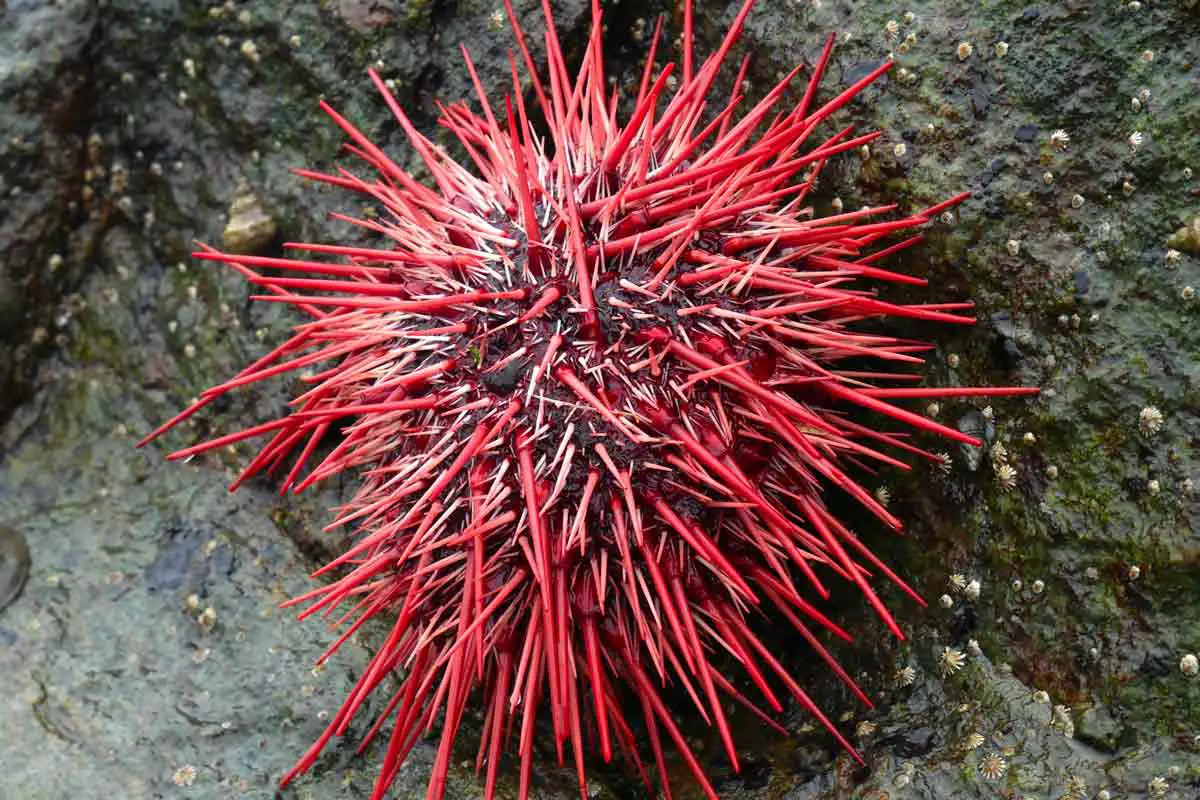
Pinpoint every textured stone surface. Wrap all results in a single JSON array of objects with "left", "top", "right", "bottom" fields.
[{"left": 0, "top": 0, "right": 99, "bottom": 422}]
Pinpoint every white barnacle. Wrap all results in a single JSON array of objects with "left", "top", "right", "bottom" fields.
[
  {"left": 172, "top": 765, "right": 198, "bottom": 786},
  {"left": 240, "top": 39, "right": 260, "bottom": 64},
  {"left": 978, "top": 752, "right": 1007, "bottom": 779},
  {"left": 1138, "top": 405, "right": 1164, "bottom": 436},
  {"left": 995, "top": 463, "right": 1017, "bottom": 491},
  {"left": 938, "top": 646, "right": 967, "bottom": 677},
  {"left": 1063, "top": 775, "right": 1088, "bottom": 800},
  {"left": 894, "top": 665, "right": 918, "bottom": 687},
  {"left": 1051, "top": 703, "right": 1074, "bottom": 736}
]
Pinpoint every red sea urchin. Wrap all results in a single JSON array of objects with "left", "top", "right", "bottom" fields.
[{"left": 143, "top": 1, "right": 1037, "bottom": 798}]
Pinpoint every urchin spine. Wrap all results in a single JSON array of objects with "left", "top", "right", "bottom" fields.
[{"left": 143, "top": 1, "right": 1037, "bottom": 799}]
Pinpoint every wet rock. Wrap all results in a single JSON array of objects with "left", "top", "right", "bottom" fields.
[
  {"left": 0, "top": 0, "right": 97, "bottom": 424},
  {"left": 980, "top": 157, "right": 1007, "bottom": 187},
  {"left": 337, "top": 0, "right": 399, "bottom": 33},
  {"left": 956, "top": 409, "right": 991, "bottom": 471},
  {"left": 885, "top": 725, "right": 936, "bottom": 758},
  {"left": 1074, "top": 269, "right": 1091, "bottom": 297},
  {"left": 1014, "top": 124, "right": 1040, "bottom": 143},
  {"left": 989, "top": 310, "right": 1028, "bottom": 370},
  {"left": 0, "top": 271, "right": 23, "bottom": 335},
  {"left": 1075, "top": 705, "right": 1126, "bottom": 753},
  {"left": 143, "top": 519, "right": 233, "bottom": 595},
  {"left": 0, "top": 524, "right": 30, "bottom": 613}
]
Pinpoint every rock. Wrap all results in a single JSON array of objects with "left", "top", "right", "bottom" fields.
[
  {"left": 0, "top": 523, "right": 30, "bottom": 613},
  {"left": 1075, "top": 705, "right": 1127, "bottom": 753},
  {"left": 0, "top": 0, "right": 97, "bottom": 424},
  {"left": 956, "top": 409, "right": 991, "bottom": 471},
  {"left": 0, "top": 270, "right": 23, "bottom": 335},
  {"left": 886, "top": 725, "right": 936, "bottom": 758},
  {"left": 1074, "top": 269, "right": 1091, "bottom": 296},
  {"left": 337, "top": 0, "right": 399, "bottom": 33}
]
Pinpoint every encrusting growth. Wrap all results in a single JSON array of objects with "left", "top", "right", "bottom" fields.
[{"left": 142, "top": 1, "right": 1037, "bottom": 798}]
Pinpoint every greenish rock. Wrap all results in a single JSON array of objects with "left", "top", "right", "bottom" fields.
[
  {"left": 0, "top": 0, "right": 98, "bottom": 422},
  {"left": 1074, "top": 704, "right": 1127, "bottom": 754}
]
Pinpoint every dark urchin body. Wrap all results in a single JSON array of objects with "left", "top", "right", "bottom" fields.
[{"left": 144, "top": 1, "right": 1036, "bottom": 798}]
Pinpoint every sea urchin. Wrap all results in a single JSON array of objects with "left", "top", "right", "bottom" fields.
[{"left": 143, "top": 1, "right": 1037, "bottom": 798}]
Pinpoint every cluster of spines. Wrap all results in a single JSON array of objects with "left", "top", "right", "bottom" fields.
[{"left": 142, "top": 1, "right": 1037, "bottom": 799}]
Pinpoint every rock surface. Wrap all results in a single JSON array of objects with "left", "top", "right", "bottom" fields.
[{"left": 1, "top": 1, "right": 1198, "bottom": 799}]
